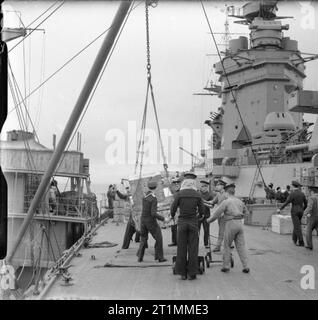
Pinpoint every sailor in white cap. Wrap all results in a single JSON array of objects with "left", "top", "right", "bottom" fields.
[
  {"left": 207, "top": 182, "right": 249, "bottom": 273},
  {"left": 183, "top": 171, "right": 197, "bottom": 180}
]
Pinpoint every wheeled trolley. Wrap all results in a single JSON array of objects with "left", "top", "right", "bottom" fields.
[
  {"left": 204, "top": 235, "right": 234, "bottom": 269},
  {"left": 172, "top": 255, "right": 205, "bottom": 275}
]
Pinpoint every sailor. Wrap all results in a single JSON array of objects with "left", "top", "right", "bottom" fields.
[
  {"left": 170, "top": 172, "right": 205, "bottom": 280},
  {"left": 198, "top": 179, "right": 215, "bottom": 249},
  {"left": 168, "top": 177, "right": 182, "bottom": 247},
  {"left": 282, "top": 185, "right": 291, "bottom": 202},
  {"left": 303, "top": 186, "right": 318, "bottom": 250},
  {"left": 119, "top": 186, "right": 140, "bottom": 249},
  {"left": 277, "top": 181, "right": 307, "bottom": 246},
  {"left": 204, "top": 179, "right": 228, "bottom": 252},
  {"left": 107, "top": 184, "right": 116, "bottom": 218},
  {"left": 264, "top": 182, "right": 276, "bottom": 203},
  {"left": 137, "top": 180, "right": 169, "bottom": 262},
  {"left": 275, "top": 187, "right": 284, "bottom": 203},
  {"left": 48, "top": 180, "right": 59, "bottom": 213},
  {"left": 207, "top": 182, "right": 249, "bottom": 273}
]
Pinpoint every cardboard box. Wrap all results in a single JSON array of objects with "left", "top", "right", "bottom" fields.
[{"left": 271, "top": 215, "right": 293, "bottom": 234}]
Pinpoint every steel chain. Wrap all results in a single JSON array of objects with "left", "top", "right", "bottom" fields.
[{"left": 145, "top": 1, "right": 151, "bottom": 78}]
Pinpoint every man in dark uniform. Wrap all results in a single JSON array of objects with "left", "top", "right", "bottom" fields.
[
  {"left": 168, "top": 178, "right": 182, "bottom": 247},
  {"left": 137, "top": 180, "right": 168, "bottom": 262},
  {"left": 264, "top": 182, "right": 276, "bottom": 203},
  {"left": 198, "top": 179, "right": 215, "bottom": 249},
  {"left": 275, "top": 187, "right": 284, "bottom": 203},
  {"left": 282, "top": 185, "right": 291, "bottom": 202},
  {"left": 304, "top": 186, "right": 318, "bottom": 250},
  {"left": 277, "top": 180, "right": 307, "bottom": 246},
  {"left": 170, "top": 172, "right": 205, "bottom": 280}
]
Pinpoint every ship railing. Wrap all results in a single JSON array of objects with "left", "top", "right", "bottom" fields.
[{"left": 23, "top": 195, "right": 99, "bottom": 220}]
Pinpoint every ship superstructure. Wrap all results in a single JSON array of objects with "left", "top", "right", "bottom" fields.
[{"left": 204, "top": 1, "right": 318, "bottom": 200}]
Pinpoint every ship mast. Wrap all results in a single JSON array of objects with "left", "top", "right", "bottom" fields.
[
  {"left": 7, "top": 1, "right": 133, "bottom": 263},
  {"left": 0, "top": 0, "right": 8, "bottom": 260}
]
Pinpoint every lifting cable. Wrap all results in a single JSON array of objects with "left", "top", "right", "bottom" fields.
[
  {"left": 135, "top": 0, "right": 169, "bottom": 179},
  {"left": 200, "top": 1, "right": 267, "bottom": 188},
  {"left": 8, "top": 1, "right": 65, "bottom": 53}
]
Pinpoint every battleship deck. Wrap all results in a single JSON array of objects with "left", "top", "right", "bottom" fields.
[{"left": 42, "top": 220, "right": 318, "bottom": 300}]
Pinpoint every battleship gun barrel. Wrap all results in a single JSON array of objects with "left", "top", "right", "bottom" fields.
[
  {"left": 6, "top": 1, "right": 133, "bottom": 263},
  {"left": 285, "top": 143, "right": 309, "bottom": 151}
]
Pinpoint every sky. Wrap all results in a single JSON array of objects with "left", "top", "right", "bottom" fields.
[{"left": 2, "top": 0, "right": 318, "bottom": 192}]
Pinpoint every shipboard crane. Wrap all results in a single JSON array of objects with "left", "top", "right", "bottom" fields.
[{"left": 179, "top": 146, "right": 204, "bottom": 171}]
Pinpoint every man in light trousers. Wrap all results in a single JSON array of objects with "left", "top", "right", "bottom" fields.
[
  {"left": 207, "top": 183, "right": 249, "bottom": 273},
  {"left": 204, "top": 179, "right": 228, "bottom": 252}
]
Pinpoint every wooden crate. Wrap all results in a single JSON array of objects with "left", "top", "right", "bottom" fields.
[
  {"left": 245, "top": 204, "right": 290, "bottom": 227},
  {"left": 129, "top": 172, "right": 170, "bottom": 230}
]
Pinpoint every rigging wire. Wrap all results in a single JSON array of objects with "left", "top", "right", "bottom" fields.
[
  {"left": 16, "top": 227, "right": 45, "bottom": 281},
  {"left": 49, "top": 221, "right": 61, "bottom": 257},
  {"left": 200, "top": 1, "right": 267, "bottom": 187},
  {"left": 7, "top": 2, "right": 144, "bottom": 116},
  {"left": 25, "top": 1, "right": 61, "bottom": 29},
  {"left": 8, "top": 1, "right": 65, "bottom": 53},
  {"left": 8, "top": 72, "right": 38, "bottom": 173},
  {"left": 26, "top": 227, "right": 45, "bottom": 290},
  {"left": 8, "top": 59, "right": 40, "bottom": 142},
  {"left": 22, "top": 39, "right": 27, "bottom": 129},
  {"left": 25, "top": 237, "right": 43, "bottom": 290},
  {"left": 27, "top": 35, "right": 32, "bottom": 129},
  {"left": 35, "top": 31, "right": 46, "bottom": 131},
  {"left": 43, "top": 228, "right": 57, "bottom": 262}
]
